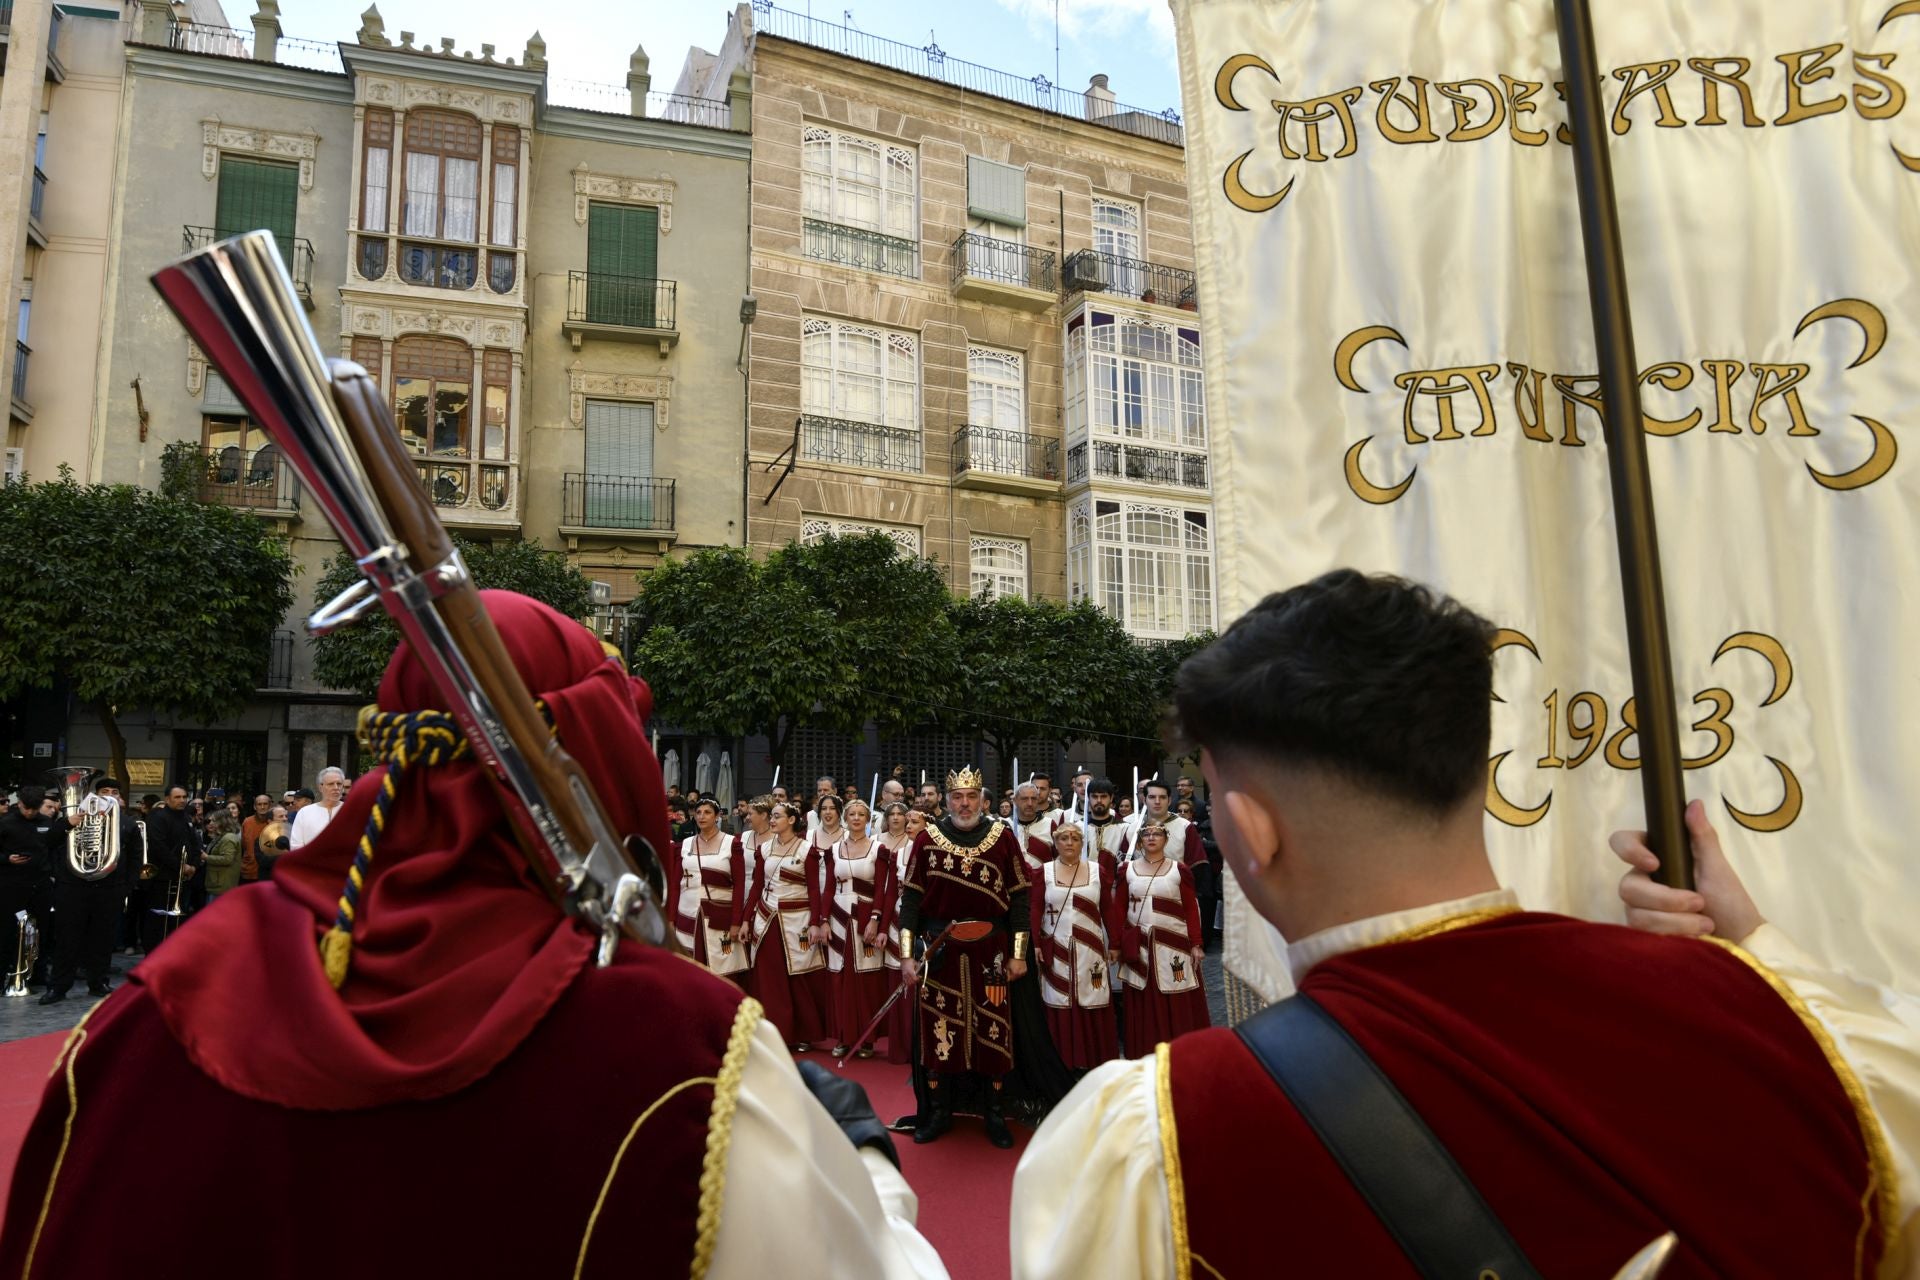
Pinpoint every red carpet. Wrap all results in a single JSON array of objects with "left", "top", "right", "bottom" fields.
[
  {"left": 0, "top": 1032, "right": 66, "bottom": 1222},
  {"left": 836, "top": 1053, "right": 1026, "bottom": 1280},
  {"left": 0, "top": 1032, "right": 1019, "bottom": 1277}
]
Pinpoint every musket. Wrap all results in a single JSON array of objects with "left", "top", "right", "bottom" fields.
[
  {"left": 151, "top": 231, "right": 670, "bottom": 963},
  {"left": 838, "top": 920, "right": 963, "bottom": 1067}
]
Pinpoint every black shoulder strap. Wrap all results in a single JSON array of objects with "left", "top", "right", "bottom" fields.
[{"left": 1234, "top": 994, "right": 1543, "bottom": 1280}]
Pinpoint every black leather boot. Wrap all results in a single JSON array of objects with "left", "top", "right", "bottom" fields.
[
  {"left": 912, "top": 1089, "right": 952, "bottom": 1145},
  {"left": 984, "top": 1086, "right": 1014, "bottom": 1149}
]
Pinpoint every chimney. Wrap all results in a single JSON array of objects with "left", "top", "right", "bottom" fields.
[{"left": 1085, "top": 73, "right": 1116, "bottom": 120}]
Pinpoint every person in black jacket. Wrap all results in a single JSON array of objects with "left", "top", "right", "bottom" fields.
[
  {"left": 139, "top": 784, "right": 200, "bottom": 953},
  {"left": 40, "top": 777, "right": 140, "bottom": 1005},
  {"left": 0, "top": 787, "right": 52, "bottom": 980}
]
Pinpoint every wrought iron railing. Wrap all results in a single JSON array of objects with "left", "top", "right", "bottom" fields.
[
  {"left": 799, "top": 413, "right": 923, "bottom": 475},
  {"left": 1061, "top": 248, "right": 1198, "bottom": 308},
  {"left": 184, "top": 226, "right": 315, "bottom": 303},
  {"left": 562, "top": 473, "right": 677, "bottom": 531},
  {"left": 1067, "top": 439, "right": 1210, "bottom": 491},
  {"left": 29, "top": 168, "right": 45, "bottom": 224},
  {"left": 184, "top": 443, "right": 303, "bottom": 511},
  {"left": 260, "top": 630, "right": 294, "bottom": 690},
  {"left": 547, "top": 82, "right": 736, "bottom": 130},
  {"left": 749, "top": 2, "right": 1183, "bottom": 144},
  {"left": 567, "top": 272, "right": 678, "bottom": 330},
  {"left": 954, "top": 424, "right": 1059, "bottom": 482},
  {"left": 167, "top": 20, "right": 251, "bottom": 58},
  {"left": 950, "top": 232, "right": 1055, "bottom": 293},
  {"left": 418, "top": 461, "right": 514, "bottom": 514},
  {"left": 11, "top": 343, "right": 28, "bottom": 405},
  {"left": 646, "top": 91, "right": 734, "bottom": 130},
  {"left": 803, "top": 218, "right": 919, "bottom": 279}
]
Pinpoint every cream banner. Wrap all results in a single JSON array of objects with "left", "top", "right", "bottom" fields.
[{"left": 1170, "top": 0, "right": 1920, "bottom": 1002}]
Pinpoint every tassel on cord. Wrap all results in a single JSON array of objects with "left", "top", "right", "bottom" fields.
[{"left": 323, "top": 708, "right": 469, "bottom": 990}]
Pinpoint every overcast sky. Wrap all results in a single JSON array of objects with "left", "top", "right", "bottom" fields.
[{"left": 254, "top": 0, "right": 1183, "bottom": 116}]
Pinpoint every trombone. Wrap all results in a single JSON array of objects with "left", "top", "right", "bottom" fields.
[{"left": 3, "top": 912, "right": 37, "bottom": 998}]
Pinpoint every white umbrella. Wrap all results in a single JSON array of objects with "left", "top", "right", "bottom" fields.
[
  {"left": 695, "top": 751, "right": 714, "bottom": 796},
  {"left": 662, "top": 749, "right": 681, "bottom": 792},
  {"left": 716, "top": 753, "right": 735, "bottom": 810}
]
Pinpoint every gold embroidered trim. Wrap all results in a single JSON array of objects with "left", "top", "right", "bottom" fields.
[
  {"left": 691, "top": 998, "right": 762, "bottom": 1280},
  {"left": 574, "top": 1073, "right": 720, "bottom": 1280},
  {"left": 925, "top": 820, "right": 1007, "bottom": 860},
  {"left": 1191, "top": 1252, "right": 1227, "bottom": 1280},
  {"left": 23, "top": 1002, "right": 99, "bottom": 1279},
  {"left": 1704, "top": 937, "right": 1896, "bottom": 1277},
  {"left": 1370, "top": 905, "right": 1521, "bottom": 952},
  {"left": 1155, "top": 1043, "right": 1192, "bottom": 1280}
]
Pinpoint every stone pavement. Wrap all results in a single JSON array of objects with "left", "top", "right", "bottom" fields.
[{"left": 0, "top": 951, "right": 144, "bottom": 1044}]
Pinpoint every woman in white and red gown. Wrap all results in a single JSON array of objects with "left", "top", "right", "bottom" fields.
[
  {"left": 828, "top": 799, "right": 891, "bottom": 1057},
  {"left": 876, "top": 802, "right": 915, "bottom": 1064},
  {"left": 1114, "top": 820, "right": 1210, "bottom": 1055},
  {"left": 746, "top": 800, "right": 832, "bottom": 1050},
  {"left": 1032, "top": 822, "right": 1120, "bottom": 1072},
  {"left": 672, "top": 797, "right": 750, "bottom": 983}
]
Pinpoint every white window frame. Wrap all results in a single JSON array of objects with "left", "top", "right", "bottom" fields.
[
  {"left": 1068, "top": 309, "right": 1207, "bottom": 453},
  {"left": 970, "top": 536, "right": 1028, "bottom": 601},
  {"left": 802, "top": 125, "right": 918, "bottom": 241},
  {"left": 967, "top": 346, "right": 1024, "bottom": 434},
  {"left": 801, "top": 316, "right": 923, "bottom": 473},
  {"left": 1093, "top": 195, "right": 1142, "bottom": 259},
  {"left": 801, "top": 515, "right": 923, "bottom": 557},
  {"left": 1083, "top": 499, "right": 1214, "bottom": 639},
  {"left": 3, "top": 448, "right": 23, "bottom": 485}
]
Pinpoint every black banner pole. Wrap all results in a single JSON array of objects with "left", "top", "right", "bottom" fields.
[{"left": 1552, "top": 0, "right": 1693, "bottom": 889}]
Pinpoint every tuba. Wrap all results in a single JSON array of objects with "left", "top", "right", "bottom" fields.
[
  {"left": 4, "top": 911, "right": 38, "bottom": 998},
  {"left": 53, "top": 765, "right": 120, "bottom": 881}
]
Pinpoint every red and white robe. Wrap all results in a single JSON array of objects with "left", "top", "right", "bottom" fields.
[
  {"left": 746, "top": 838, "right": 832, "bottom": 1046},
  {"left": 1116, "top": 857, "right": 1210, "bottom": 1056},
  {"left": 876, "top": 835, "right": 914, "bottom": 1065},
  {"left": 828, "top": 836, "right": 891, "bottom": 1049},
  {"left": 1031, "top": 853, "right": 1120, "bottom": 1071},
  {"left": 1119, "top": 812, "right": 1205, "bottom": 864},
  {"left": 673, "top": 832, "right": 749, "bottom": 979},
  {"left": 1013, "top": 817, "right": 1054, "bottom": 880}
]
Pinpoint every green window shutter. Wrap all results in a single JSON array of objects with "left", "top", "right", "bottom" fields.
[
  {"left": 215, "top": 157, "right": 298, "bottom": 260},
  {"left": 586, "top": 203, "right": 660, "bottom": 327},
  {"left": 583, "top": 399, "right": 657, "bottom": 526},
  {"left": 967, "top": 157, "right": 1026, "bottom": 228}
]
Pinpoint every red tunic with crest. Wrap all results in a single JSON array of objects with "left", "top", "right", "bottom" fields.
[
  {"left": 1030, "top": 851, "right": 1120, "bottom": 1070},
  {"left": 903, "top": 819, "right": 1029, "bottom": 1077},
  {"left": 1166, "top": 912, "right": 1894, "bottom": 1278}
]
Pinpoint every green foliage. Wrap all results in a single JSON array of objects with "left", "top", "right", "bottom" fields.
[
  {"left": 310, "top": 535, "right": 594, "bottom": 697},
  {"left": 626, "top": 532, "right": 1213, "bottom": 766},
  {"left": 0, "top": 462, "right": 296, "bottom": 778}
]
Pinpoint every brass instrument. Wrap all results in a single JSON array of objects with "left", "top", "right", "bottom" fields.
[
  {"left": 3, "top": 912, "right": 37, "bottom": 998},
  {"left": 53, "top": 765, "right": 120, "bottom": 881},
  {"left": 153, "top": 848, "right": 188, "bottom": 920}
]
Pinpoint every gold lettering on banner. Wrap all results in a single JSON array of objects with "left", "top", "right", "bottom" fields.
[
  {"left": 1487, "top": 630, "right": 1804, "bottom": 832},
  {"left": 1211, "top": 40, "right": 1916, "bottom": 208},
  {"left": 1330, "top": 299, "right": 1897, "bottom": 502}
]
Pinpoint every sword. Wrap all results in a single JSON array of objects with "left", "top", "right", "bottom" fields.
[
  {"left": 150, "top": 231, "right": 670, "bottom": 963},
  {"left": 838, "top": 921, "right": 960, "bottom": 1067}
]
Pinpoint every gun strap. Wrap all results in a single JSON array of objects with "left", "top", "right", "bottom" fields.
[{"left": 1234, "top": 994, "right": 1543, "bottom": 1279}]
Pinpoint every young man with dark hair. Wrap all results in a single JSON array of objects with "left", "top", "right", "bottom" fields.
[
  {"left": 1080, "top": 778, "right": 1125, "bottom": 859},
  {"left": 1013, "top": 569, "right": 1918, "bottom": 1276},
  {"left": 42, "top": 776, "right": 139, "bottom": 1004}
]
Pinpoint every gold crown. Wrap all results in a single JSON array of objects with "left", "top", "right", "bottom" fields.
[{"left": 945, "top": 765, "right": 984, "bottom": 791}]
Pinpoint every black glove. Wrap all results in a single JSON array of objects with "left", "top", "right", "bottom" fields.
[{"left": 796, "top": 1060, "right": 901, "bottom": 1171}]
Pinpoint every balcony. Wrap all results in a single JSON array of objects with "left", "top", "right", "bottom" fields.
[
  {"left": 1062, "top": 249, "right": 1199, "bottom": 312},
  {"left": 10, "top": 342, "right": 29, "bottom": 422},
  {"left": 26, "top": 168, "right": 45, "bottom": 246},
  {"left": 184, "top": 226, "right": 315, "bottom": 308},
  {"left": 953, "top": 424, "right": 1062, "bottom": 497},
  {"left": 418, "top": 460, "right": 519, "bottom": 529},
  {"left": 259, "top": 630, "right": 294, "bottom": 691},
  {"left": 181, "top": 443, "right": 303, "bottom": 516},
  {"left": 803, "top": 219, "right": 919, "bottom": 280},
  {"left": 562, "top": 272, "right": 680, "bottom": 354},
  {"left": 799, "top": 413, "right": 923, "bottom": 475},
  {"left": 949, "top": 233, "right": 1056, "bottom": 313},
  {"left": 1067, "top": 438, "right": 1210, "bottom": 493},
  {"left": 559, "top": 473, "right": 678, "bottom": 549}
]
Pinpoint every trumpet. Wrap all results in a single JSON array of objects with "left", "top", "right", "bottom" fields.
[{"left": 3, "top": 912, "right": 37, "bottom": 998}]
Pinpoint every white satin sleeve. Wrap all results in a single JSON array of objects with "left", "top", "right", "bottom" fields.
[
  {"left": 705, "top": 1018, "right": 947, "bottom": 1280},
  {"left": 1009, "top": 1054, "right": 1173, "bottom": 1280},
  {"left": 1737, "top": 923, "right": 1920, "bottom": 1276}
]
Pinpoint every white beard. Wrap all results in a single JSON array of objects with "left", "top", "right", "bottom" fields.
[{"left": 948, "top": 810, "right": 982, "bottom": 831}]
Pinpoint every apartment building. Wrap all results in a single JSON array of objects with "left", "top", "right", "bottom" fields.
[{"left": 49, "top": 1, "right": 750, "bottom": 795}]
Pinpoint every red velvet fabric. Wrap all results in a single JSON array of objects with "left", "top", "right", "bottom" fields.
[
  {"left": 134, "top": 591, "right": 677, "bottom": 1110},
  {"left": 0, "top": 941, "right": 744, "bottom": 1279},
  {"left": 1169, "top": 914, "right": 1885, "bottom": 1278}
]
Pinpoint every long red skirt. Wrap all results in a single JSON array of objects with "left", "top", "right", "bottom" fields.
[
  {"left": 832, "top": 959, "right": 892, "bottom": 1050},
  {"left": 750, "top": 934, "right": 833, "bottom": 1047},
  {"left": 1122, "top": 983, "right": 1210, "bottom": 1057},
  {"left": 1045, "top": 999, "right": 1120, "bottom": 1071}
]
